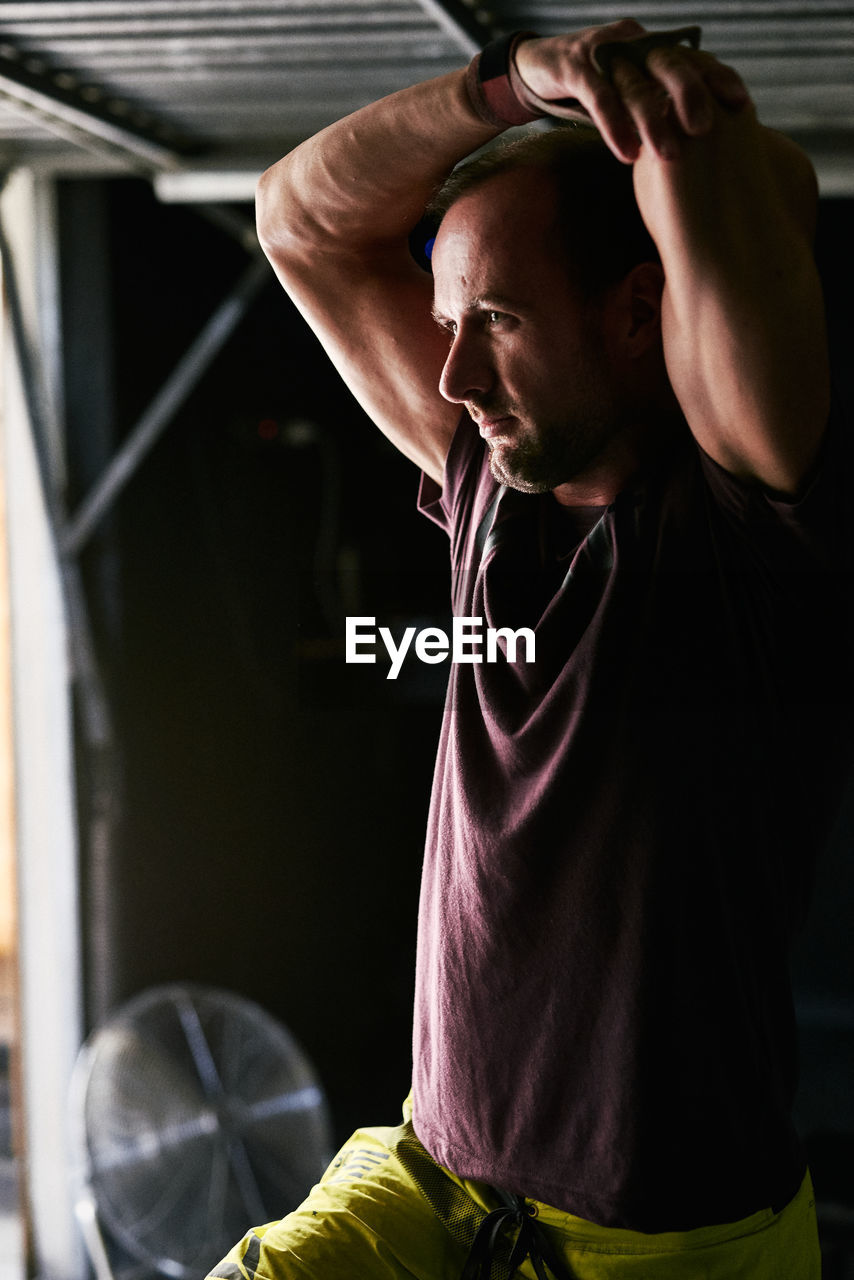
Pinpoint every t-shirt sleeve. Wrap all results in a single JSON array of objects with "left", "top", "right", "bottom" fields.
[
  {"left": 417, "top": 412, "right": 486, "bottom": 538},
  {"left": 695, "top": 399, "right": 852, "bottom": 572}
]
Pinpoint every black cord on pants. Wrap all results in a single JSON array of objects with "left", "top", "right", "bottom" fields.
[{"left": 461, "top": 1189, "right": 577, "bottom": 1280}]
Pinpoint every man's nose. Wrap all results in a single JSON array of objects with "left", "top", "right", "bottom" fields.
[{"left": 439, "top": 331, "right": 492, "bottom": 404}]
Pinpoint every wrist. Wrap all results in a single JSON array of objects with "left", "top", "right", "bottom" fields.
[{"left": 464, "top": 31, "right": 543, "bottom": 128}]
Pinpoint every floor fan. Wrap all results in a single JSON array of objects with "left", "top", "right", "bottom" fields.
[{"left": 68, "top": 983, "right": 332, "bottom": 1279}]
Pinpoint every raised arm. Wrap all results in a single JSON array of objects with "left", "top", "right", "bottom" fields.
[
  {"left": 514, "top": 35, "right": 829, "bottom": 495},
  {"left": 631, "top": 87, "right": 828, "bottom": 495},
  {"left": 259, "top": 24, "right": 828, "bottom": 495},
  {"left": 255, "top": 71, "right": 501, "bottom": 483},
  {"left": 254, "top": 18, "right": 659, "bottom": 484}
]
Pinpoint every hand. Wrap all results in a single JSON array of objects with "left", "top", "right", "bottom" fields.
[{"left": 513, "top": 21, "right": 751, "bottom": 163}]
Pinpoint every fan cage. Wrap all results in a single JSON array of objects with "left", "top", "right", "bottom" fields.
[{"left": 68, "top": 983, "right": 333, "bottom": 1279}]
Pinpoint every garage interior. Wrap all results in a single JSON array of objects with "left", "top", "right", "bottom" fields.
[{"left": 0, "top": 3, "right": 853, "bottom": 1278}]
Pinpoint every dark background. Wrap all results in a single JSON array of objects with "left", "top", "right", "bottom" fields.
[
  {"left": 61, "top": 178, "right": 452, "bottom": 1145},
  {"left": 59, "top": 179, "right": 854, "bottom": 1170}
]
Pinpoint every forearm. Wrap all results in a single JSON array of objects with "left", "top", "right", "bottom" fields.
[
  {"left": 255, "top": 20, "right": 692, "bottom": 267},
  {"left": 256, "top": 17, "right": 664, "bottom": 265},
  {"left": 511, "top": 22, "right": 828, "bottom": 490},
  {"left": 256, "top": 68, "right": 500, "bottom": 262}
]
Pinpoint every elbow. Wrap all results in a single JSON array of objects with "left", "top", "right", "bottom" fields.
[
  {"left": 255, "top": 154, "right": 345, "bottom": 273},
  {"left": 255, "top": 152, "right": 323, "bottom": 261},
  {"left": 764, "top": 129, "right": 820, "bottom": 242},
  {"left": 255, "top": 159, "right": 299, "bottom": 261}
]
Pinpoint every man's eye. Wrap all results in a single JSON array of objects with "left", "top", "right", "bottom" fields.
[{"left": 487, "top": 311, "right": 504, "bottom": 325}]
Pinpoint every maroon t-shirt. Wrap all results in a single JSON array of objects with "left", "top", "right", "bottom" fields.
[{"left": 412, "top": 411, "right": 852, "bottom": 1231}]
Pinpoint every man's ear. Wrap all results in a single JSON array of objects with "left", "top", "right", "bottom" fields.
[{"left": 619, "top": 261, "right": 665, "bottom": 353}]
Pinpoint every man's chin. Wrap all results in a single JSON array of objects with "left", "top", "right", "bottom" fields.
[{"left": 488, "top": 445, "right": 553, "bottom": 494}]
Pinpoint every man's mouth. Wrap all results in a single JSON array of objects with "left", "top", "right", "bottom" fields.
[{"left": 472, "top": 412, "right": 515, "bottom": 441}]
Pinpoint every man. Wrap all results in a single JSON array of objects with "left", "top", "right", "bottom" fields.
[{"left": 208, "top": 19, "right": 851, "bottom": 1279}]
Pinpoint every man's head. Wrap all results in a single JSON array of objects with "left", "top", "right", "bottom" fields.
[
  {"left": 428, "top": 125, "right": 659, "bottom": 299},
  {"left": 428, "top": 126, "right": 673, "bottom": 501}
]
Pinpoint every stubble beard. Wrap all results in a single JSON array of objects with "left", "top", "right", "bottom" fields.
[
  {"left": 485, "top": 400, "right": 624, "bottom": 494},
  {"left": 479, "top": 330, "right": 629, "bottom": 493}
]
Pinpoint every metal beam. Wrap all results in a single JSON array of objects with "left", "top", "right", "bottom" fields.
[
  {"left": 0, "top": 170, "right": 92, "bottom": 1280},
  {"left": 0, "top": 174, "right": 111, "bottom": 746},
  {"left": 62, "top": 253, "right": 271, "bottom": 557},
  {"left": 0, "top": 42, "right": 198, "bottom": 173},
  {"left": 154, "top": 168, "right": 262, "bottom": 207},
  {"left": 408, "top": 0, "right": 498, "bottom": 57}
]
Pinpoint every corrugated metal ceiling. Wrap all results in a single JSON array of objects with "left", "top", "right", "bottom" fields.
[{"left": 0, "top": 1, "right": 852, "bottom": 192}]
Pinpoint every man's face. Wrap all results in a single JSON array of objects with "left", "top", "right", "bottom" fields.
[{"left": 431, "top": 167, "right": 628, "bottom": 495}]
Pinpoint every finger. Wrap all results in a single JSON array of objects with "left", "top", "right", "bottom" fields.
[
  {"left": 518, "top": 22, "right": 650, "bottom": 162},
  {"left": 553, "top": 76, "right": 642, "bottom": 163},
  {"left": 582, "top": 22, "right": 653, "bottom": 160},
  {"left": 645, "top": 47, "right": 751, "bottom": 133},
  {"left": 609, "top": 56, "right": 680, "bottom": 160},
  {"left": 588, "top": 17, "right": 648, "bottom": 46},
  {"left": 700, "top": 55, "right": 752, "bottom": 111},
  {"left": 644, "top": 45, "right": 714, "bottom": 136}
]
